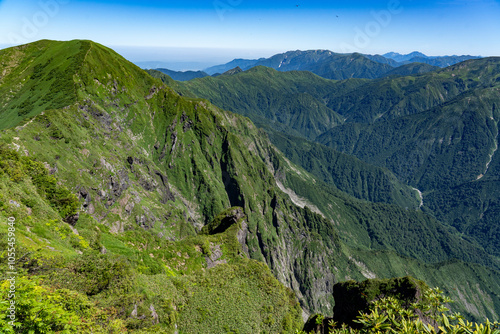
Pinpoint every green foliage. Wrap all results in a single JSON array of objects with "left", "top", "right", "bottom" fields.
[
  {"left": 0, "top": 276, "right": 83, "bottom": 333},
  {"left": 174, "top": 260, "right": 303, "bottom": 334},
  {"left": 0, "top": 145, "right": 79, "bottom": 218},
  {"left": 45, "top": 251, "right": 135, "bottom": 296},
  {"left": 0, "top": 276, "right": 127, "bottom": 333},
  {"left": 316, "top": 314, "right": 325, "bottom": 325},
  {"left": 326, "top": 288, "right": 500, "bottom": 334},
  {"left": 425, "top": 179, "right": 500, "bottom": 257}
]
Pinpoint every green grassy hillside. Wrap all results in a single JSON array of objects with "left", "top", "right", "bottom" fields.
[
  {"left": 0, "top": 40, "right": 499, "bottom": 333},
  {"left": 0, "top": 146, "right": 303, "bottom": 333},
  {"left": 0, "top": 40, "right": 87, "bottom": 130}
]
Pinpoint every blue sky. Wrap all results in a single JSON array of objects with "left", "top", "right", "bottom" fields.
[{"left": 1, "top": 0, "right": 500, "bottom": 69}]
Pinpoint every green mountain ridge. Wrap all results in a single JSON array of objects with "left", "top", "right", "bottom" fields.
[
  {"left": 205, "top": 50, "right": 395, "bottom": 80},
  {"left": 148, "top": 66, "right": 423, "bottom": 209},
  {"left": 155, "top": 68, "right": 209, "bottom": 81},
  {"left": 383, "top": 62, "right": 441, "bottom": 77},
  {"left": 0, "top": 40, "right": 499, "bottom": 333},
  {"left": 0, "top": 40, "right": 85, "bottom": 130},
  {"left": 148, "top": 66, "right": 355, "bottom": 140},
  {"left": 168, "top": 53, "right": 500, "bottom": 269},
  {"left": 323, "top": 56, "right": 500, "bottom": 123}
]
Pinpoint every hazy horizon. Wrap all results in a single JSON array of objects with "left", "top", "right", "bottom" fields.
[
  {"left": 0, "top": 41, "right": 489, "bottom": 71},
  {"left": 1, "top": 0, "right": 499, "bottom": 70}
]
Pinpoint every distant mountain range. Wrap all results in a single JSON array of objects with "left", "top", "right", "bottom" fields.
[
  {"left": 383, "top": 51, "right": 429, "bottom": 62},
  {"left": 382, "top": 51, "right": 481, "bottom": 67},
  {"left": 203, "top": 50, "right": 395, "bottom": 79},
  {"left": 155, "top": 68, "right": 209, "bottom": 81},
  {"left": 150, "top": 50, "right": 481, "bottom": 82}
]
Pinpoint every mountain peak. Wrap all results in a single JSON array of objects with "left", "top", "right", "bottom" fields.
[
  {"left": 383, "top": 51, "right": 427, "bottom": 62},
  {"left": 222, "top": 66, "right": 243, "bottom": 75},
  {"left": 0, "top": 39, "right": 155, "bottom": 129}
]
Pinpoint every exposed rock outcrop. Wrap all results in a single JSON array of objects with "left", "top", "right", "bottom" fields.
[
  {"left": 200, "top": 207, "right": 245, "bottom": 235},
  {"left": 331, "top": 276, "right": 426, "bottom": 328}
]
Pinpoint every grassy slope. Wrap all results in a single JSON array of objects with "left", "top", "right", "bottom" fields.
[
  {"left": 0, "top": 40, "right": 87, "bottom": 130},
  {"left": 0, "top": 147, "right": 303, "bottom": 333},
  {"left": 0, "top": 40, "right": 499, "bottom": 327}
]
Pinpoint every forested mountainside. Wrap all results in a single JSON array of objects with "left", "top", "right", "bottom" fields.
[
  {"left": 0, "top": 40, "right": 499, "bottom": 333},
  {"left": 155, "top": 56, "right": 500, "bottom": 265},
  {"left": 153, "top": 53, "right": 500, "bottom": 320},
  {"left": 204, "top": 50, "right": 393, "bottom": 79}
]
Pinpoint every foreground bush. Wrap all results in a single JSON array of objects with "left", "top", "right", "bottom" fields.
[
  {"left": 300, "top": 287, "right": 500, "bottom": 334},
  {"left": 0, "top": 276, "right": 127, "bottom": 333}
]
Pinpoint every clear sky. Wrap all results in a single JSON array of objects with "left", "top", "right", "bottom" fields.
[{"left": 1, "top": 0, "right": 500, "bottom": 69}]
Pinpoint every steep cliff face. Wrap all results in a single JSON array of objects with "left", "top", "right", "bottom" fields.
[{"left": 1, "top": 40, "right": 499, "bottom": 324}]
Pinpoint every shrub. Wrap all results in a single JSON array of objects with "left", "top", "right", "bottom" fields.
[{"left": 325, "top": 288, "right": 500, "bottom": 334}]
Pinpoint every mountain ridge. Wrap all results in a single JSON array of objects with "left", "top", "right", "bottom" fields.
[
  {"left": 150, "top": 56, "right": 500, "bottom": 269},
  {"left": 1, "top": 40, "right": 499, "bottom": 332},
  {"left": 155, "top": 68, "right": 209, "bottom": 81},
  {"left": 201, "top": 49, "right": 481, "bottom": 79}
]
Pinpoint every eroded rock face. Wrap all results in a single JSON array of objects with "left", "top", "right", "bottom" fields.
[
  {"left": 64, "top": 212, "right": 80, "bottom": 226},
  {"left": 200, "top": 207, "right": 245, "bottom": 235},
  {"left": 205, "top": 243, "right": 227, "bottom": 269},
  {"left": 331, "top": 276, "right": 426, "bottom": 328},
  {"left": 237, "top": 219, "right": 249, "bottom": 257}
]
